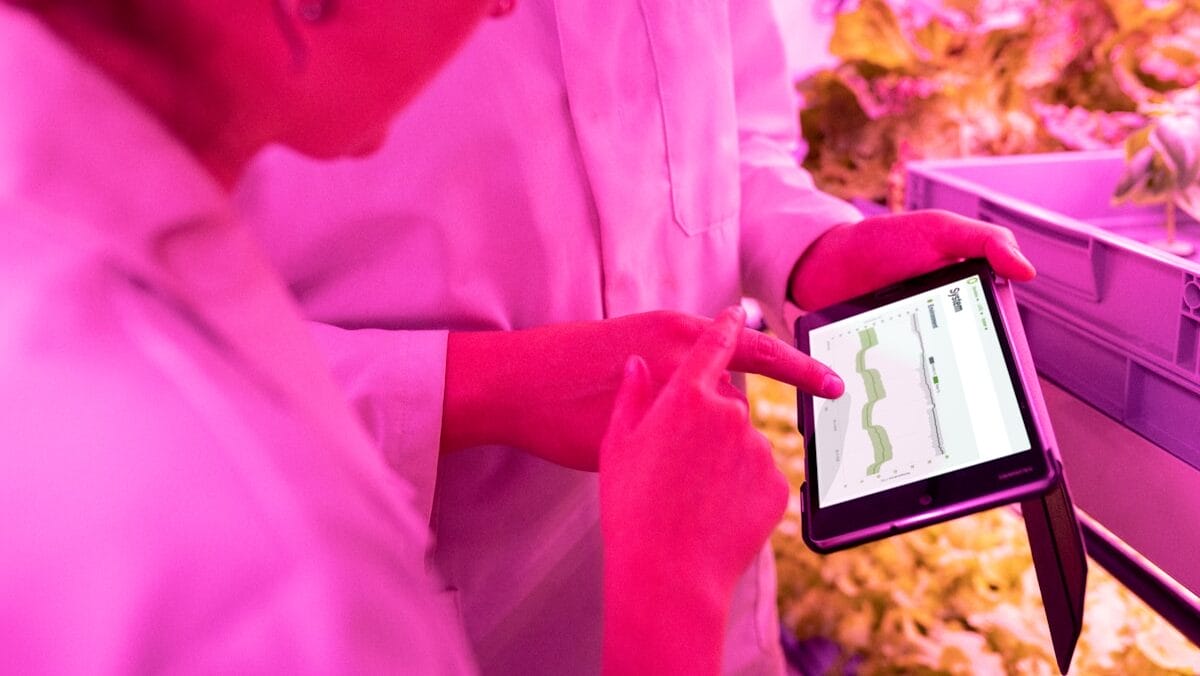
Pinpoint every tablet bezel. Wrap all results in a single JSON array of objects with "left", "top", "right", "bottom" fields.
[{"left": 795, "top": 259, "right": 1057, "bottom": 552}]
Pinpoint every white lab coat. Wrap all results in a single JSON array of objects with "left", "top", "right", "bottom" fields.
[
  {"left": 0, "top": 8, "right": 473, "bottom": 673},
  {"left": 237, "top": 1, "right": 862, "bottom": 673}
]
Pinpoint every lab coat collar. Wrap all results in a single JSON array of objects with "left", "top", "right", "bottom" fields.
[{"left": 0, "top": 6, "right": 228, "bottom": 277}]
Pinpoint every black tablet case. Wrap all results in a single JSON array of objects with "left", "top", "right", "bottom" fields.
[
  {"left": 795, "top": 276, "right": 1088, "bottom": 672},
  {"left": 1021, "top": 475, "right": 1087, "bottom": 673},
  {"left": 999, "top": 277, "right": 1088, "bottom": 674}
]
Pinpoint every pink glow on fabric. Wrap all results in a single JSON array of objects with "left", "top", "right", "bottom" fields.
[{"left": 0, "top": 8, "right": 474, "bottom": 672}]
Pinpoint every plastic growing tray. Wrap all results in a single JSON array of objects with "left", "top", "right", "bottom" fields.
[{"left": 906, "top": 151, "right": 1200, "bottom": 472}]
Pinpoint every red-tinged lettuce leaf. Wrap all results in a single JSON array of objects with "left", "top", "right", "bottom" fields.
[{"left": 1034, "top": 102, "right": 1145, "bottom": 150}]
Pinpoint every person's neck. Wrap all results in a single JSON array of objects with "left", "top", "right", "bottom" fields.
[{"left": 32, "top": 7, "right": 264, "bottom": 190}]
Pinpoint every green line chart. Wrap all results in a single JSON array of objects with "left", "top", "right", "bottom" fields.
[
  {"left": 855, "top": 327, "right": 894, "bottom": 476},
  {"left": 810, "top": 274, "right": 1030, "bottom": 507}
]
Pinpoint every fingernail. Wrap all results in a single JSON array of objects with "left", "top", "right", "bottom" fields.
[
  {"left": 821, "top": 373, "right": 844, "bottom": 398},
  {"left": 1007, "top": 243, "right": 1034, "bottom": 271},
  {"left": 726, "top": 304, "right": 746, "bottom": 325}
]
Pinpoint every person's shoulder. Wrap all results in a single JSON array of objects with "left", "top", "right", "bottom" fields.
[
  {"left": 0, "top": 200, "right": 238, "bottom": 514},
  {"left": 0, "top": 200, "right": 140, "bottom": 336}
]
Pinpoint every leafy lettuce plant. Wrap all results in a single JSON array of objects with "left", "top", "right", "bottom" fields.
[
  {"left": 798, "top": 0, "right": 1200, "bottom": 205},
  {"left": 1113, "top": 103, "right": 1200, "bottom": 255}
]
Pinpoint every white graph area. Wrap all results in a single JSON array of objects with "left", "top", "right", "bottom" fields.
[
  {"left": 822, "top": 309, "right": 944, "bottom": 496},
  {"left": 859, "top": 311, "right": 943, "bottom": 476}
]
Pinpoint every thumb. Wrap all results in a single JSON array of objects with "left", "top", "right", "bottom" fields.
[{"left": 607, "top": 355, "right": 654, "bottom": 438}]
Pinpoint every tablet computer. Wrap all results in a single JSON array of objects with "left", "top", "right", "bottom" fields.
[{"left": 795, "top": 258, "right": 1059, "bottom": 553}]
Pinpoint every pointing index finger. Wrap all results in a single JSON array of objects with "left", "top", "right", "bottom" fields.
[
  {"left": 679, "top": 306, "right": 745, "bottom": 386},
  {"left": 730, "top": 329, "right": 844, "bottom": 398}
]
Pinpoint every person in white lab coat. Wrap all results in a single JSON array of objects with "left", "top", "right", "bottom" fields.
[
  {"left": 0, "top": 0, "right": 794, "bottom": 672},
  {"left": 237, "top": 1, "right": 1037, "bottom": 674}
]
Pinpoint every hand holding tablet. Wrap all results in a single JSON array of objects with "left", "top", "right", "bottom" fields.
[{"left": 789, "top": 210, "right": 1036, "bottom": 313}]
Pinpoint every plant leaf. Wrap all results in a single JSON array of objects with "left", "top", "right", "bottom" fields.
[
  {"left": 830, "top": 0, "right": 919, "bottom": 70},
  {"left": 1175, "top": 185, "right": 1200, "bottom": 222},
  {"left": 1103, "top": 0, "right": 1182, "bottom": 34},
  {"left": 1149, "top": 115, "right": 1200, "bottom": 185},
  {"left": 1124, "top": 125, "right": 1153, "bottom": 159},
  {"left": 914, "top": 18, "right": 959, "bottom": 63},
  {"left": 1114, "top": 145, "right": 1156, "bottom": 201}
]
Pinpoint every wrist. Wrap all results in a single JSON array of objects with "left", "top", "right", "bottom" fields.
[
  {"left": 441, "top": 331, "right": 519, "bottom": 453},
  {"left": 603, "top": 547, "right": 730, "bottom": 675},
  {"left": 788, "top": 220, "right": 854, "bottom": 311}
]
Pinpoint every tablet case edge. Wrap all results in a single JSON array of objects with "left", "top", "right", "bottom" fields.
[{"left": 995, "top": 278, "right": 1088, "bottom": 674}]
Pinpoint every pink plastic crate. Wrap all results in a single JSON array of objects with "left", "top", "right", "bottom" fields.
[{"left": 906, "top": 151, "right": 1200, "bottom": 471}]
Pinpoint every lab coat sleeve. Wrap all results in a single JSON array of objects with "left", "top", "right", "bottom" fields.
[
  {"left": 307, "top": 322, "right": 448, "bottom": 523},
  {"left": 732, "top": 0, "right": 863, "bottom": 338}
]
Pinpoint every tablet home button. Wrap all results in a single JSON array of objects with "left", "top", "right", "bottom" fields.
[{"left": 919, "top": 494, "right": 933, "bottom": 506}]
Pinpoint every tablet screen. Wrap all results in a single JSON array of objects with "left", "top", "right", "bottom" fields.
[{"left": 809, "top": 274, "right": 1031, "bottom": 507}]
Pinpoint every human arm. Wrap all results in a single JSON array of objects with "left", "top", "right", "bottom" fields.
[
  {"left": 598, "top": 306, "right": 789, "bottom": 674},
  {"left": 730, "top": 0, "right": 863, "bottom": 334},
  {"left": 441, "top": 310, "right": 843, "bottom": 470},
  {"left": 307, "top": 322, "right": 449, "bottom": 520},
  {"left": 309, "top": 311, "right": 839, "bottom": 493}
]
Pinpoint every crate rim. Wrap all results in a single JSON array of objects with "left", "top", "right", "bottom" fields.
[{"left": 906, "top": 150, "right": 1200, "bottom": 274}]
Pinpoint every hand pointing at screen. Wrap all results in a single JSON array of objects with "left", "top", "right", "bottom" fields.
[{"left": 598, "top": 305, "right": 790, "bottom": 675}]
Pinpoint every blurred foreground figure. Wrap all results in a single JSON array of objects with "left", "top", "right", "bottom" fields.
[
  {"left": 0, "top": 0, "right": 489, "bottom": 671},
  {"left": 238, "top": 2, "right": 1034, "bottom": 673},
  {"left": 0, "top": 1, "right": 790, "bottom": 673}
]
